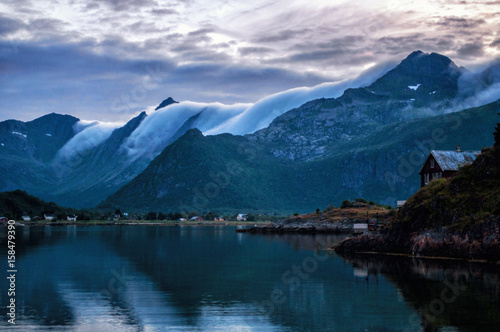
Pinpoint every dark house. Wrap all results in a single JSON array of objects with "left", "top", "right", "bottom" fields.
[{"left": 419, "top": 146, "right": 480, "bottom": 187}]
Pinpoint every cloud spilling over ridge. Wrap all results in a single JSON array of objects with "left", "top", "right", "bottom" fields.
[
  {"left": 451, "top": 63, "right": 500, "bottom": 111},
  {"left": 121, "top": 60, "right": 398, "bottom": 158},
  {"left": 56, "top": 120, "right": 124, "bottom": 161},
  {"left": 122, "top": 102, "right": 250, "bottom": 157},
  {"left": 206, "top": 60, "right": 398, "bottom": 136}
]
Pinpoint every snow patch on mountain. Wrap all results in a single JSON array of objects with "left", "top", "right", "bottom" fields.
[
  {"left": 408, "top": 84, "right": 421, "bottom": 90},
  {"left": 12, "top": 131, "right": 27, "bottom": 138}
]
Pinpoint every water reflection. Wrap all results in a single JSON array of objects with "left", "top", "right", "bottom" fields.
[
  {"left": 0, "top": 225, "right": 498, "bottom": 331},
  {"left": 337, "top": 253, "right": 500, "bottom": 332}
]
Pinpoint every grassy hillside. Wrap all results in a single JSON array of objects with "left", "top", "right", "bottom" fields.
[
  {"left": 395, "top": 146, "right": 500, "bottom": 231},
  {"left": 336, "top": 136, "right": 500, "bottom": 260}
]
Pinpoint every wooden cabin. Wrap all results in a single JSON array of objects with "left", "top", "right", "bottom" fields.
[{"left": 419, "top": 146, "right": 480, "bottom": 187}]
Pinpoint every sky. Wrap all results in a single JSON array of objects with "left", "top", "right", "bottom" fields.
[{"left": 1, "top": 0, "right": 500, "bottom": 122}]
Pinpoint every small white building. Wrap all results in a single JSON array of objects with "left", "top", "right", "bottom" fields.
[
  {"left": 44, "top": 214, "right": 55, "bottom": 221},
  {"left": 67, "top": 215, "right": 77, "bottom": 222},
  {"left": 237, "top": 214, "right": 248, "bottom": 221},
  {"left": 22, "top": 215, "right": 31, "bottom": 221}
]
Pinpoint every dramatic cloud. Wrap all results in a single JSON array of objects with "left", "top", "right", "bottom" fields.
[
  {"left": 56, "top": 120, "right": 124, "bottom": 162},
  {"left": 120, "top": 60, "right": 397, "bottom": 161},
  {"left": 0, "top": 0, "right": 499, "bottom": 122},
  {"left": 457, "top": 41, "right": 485, "bottom": 58},
  {"left": 121, "top": 101, "right": 249, "bottom": 159},
  {"left": 0, "top": 15, "right": 25, "bottom": 36}
]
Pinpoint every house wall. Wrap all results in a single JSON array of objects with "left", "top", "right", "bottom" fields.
[{"left": 420, "top": 155, "right": 445, "bottom": 187}]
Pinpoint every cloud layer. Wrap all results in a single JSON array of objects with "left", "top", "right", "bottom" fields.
[{"left": 1, "top": 0, "right": 499, "bottom": 121}]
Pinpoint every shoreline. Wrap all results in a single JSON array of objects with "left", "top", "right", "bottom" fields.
[
  {"left": 331, "top": 247, "right": 500, "bottom": 264},
  {"left": 6, "top": 221, "right": 267, "bottom": 227}
]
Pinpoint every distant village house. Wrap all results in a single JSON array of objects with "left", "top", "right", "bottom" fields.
[
  {"left": 44, "top": 214, "right": 55, "bottom": 221},
  {"left": 67, "top": 215, "right": 77, "bottom": 222},
  {"left": 419, "top": 146, "right": 480, "bottom": 187},
  {"left": 237, "top": 214, "right": 248, "bottom": 221},
  {"left": 22, "top": 215, "right": 31, "bottom": 221}
]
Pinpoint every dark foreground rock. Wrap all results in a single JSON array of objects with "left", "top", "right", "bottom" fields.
[{"left": 335, "top": 216, "right": 500, "bottom": 262}]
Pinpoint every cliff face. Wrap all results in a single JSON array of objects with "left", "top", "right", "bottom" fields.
[{"left": 335, "top": 146, "right": 500, "bottom": 261}]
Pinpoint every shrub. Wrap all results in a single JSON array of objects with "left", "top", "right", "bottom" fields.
[
  {"left": 340, "top": 200, "right": 352, "bottom": 209},
  {"left": 355, "top": 198, "right": 368, "bottom": 204}
]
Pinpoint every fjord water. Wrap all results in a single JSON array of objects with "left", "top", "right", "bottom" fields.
[{"left": 1, "top": 226, "right": 499, "bottom": 331}]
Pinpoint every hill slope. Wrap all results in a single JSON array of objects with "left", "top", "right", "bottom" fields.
[
  {"left": 0, "top": 190, "right": 79, "bottom": 220},
  {"left": 335, "top": 141, "right": 500, "bottom": 261}
]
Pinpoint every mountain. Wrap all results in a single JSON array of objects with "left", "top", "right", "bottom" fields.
[
  {"left": 0, "top": 113, "right": 78, "bottom": 161},
  {"left": 2, "top": 51, "right": 499, "bottom": 210},
  {"left": 100, "top": 99, "right": 499, "bottom": 213},
  {"left": 0, "top": 113, "right": 79, "bottom": 198},
  {"left": 369, "top": 50, "right": 464, "bottom": 104},
  {"left": 155, "top": 97, "right": 178, "bottom": 110}
]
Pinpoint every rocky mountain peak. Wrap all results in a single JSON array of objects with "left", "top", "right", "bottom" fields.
[
  {"left": 368, "top": 50, "right": 464, "bottom": 100},
  {"left": 155, "top": 97, "right": 178, "bottom": 111}
]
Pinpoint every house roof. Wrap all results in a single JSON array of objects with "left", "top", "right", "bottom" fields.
[{"left": 420, "top": 150, "right": 480, "bottom": 174}]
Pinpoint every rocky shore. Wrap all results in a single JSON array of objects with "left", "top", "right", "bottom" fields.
[
  {"left": 237, "top": 203, "right": 391, "bottom": 234},
  {"left": 236, "top": 219, "right": 353, "bottom": 234},
  {"left": 335, "top": 216, "right": 500, "bottom": 262}
]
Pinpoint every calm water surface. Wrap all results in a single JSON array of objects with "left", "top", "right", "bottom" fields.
[{"left": 1, "top": 225, "right": 499, "bottom": 331}]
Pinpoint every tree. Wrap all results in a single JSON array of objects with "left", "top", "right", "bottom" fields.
[
  {"left": 114, "top": 209, "right": 122, "bottom": 216},
  {"left": 247, "top": 214, "right": 256, "bottom": 221},
  {"left": 340, "top": 200, "right": 352, "bottom": 209}
]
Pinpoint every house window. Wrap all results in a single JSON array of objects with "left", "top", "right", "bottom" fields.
[
  {"left": 430, "top": 159, "right": 435, "bottom": 168},
  {"left": 431, "top": 172, "right": 443, "bottom": 180},
  {"left": 424, "top": 173, "right": 430, "bottom": 185}
]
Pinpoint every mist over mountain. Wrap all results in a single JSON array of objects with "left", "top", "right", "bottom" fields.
[{"left": 1, "top": 51, "right": 499, "bottom": 210}]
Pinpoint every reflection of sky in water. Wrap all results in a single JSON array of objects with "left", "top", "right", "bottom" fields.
[{"left": 5, "top": 225, "right": 498, "bottom": 331}]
